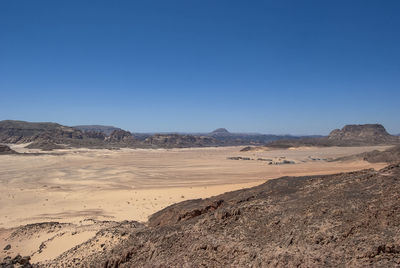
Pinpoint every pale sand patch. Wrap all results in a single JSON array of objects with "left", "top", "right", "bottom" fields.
[
  {"left": 32, "top": 230, "right": 97, "bottom": 263},
  {"left": 0, "top": 222, "right": 100, "bottom": 263}
]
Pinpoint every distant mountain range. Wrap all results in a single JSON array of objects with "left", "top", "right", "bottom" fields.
[
  {"left": 1, "top": 120, "right": 398, "bottom": 150},
  {"left": 0, "top": 120, "right": 302, "bottom": 150}
]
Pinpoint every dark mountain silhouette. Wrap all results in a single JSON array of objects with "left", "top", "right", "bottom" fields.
[{"left": 210, "top": 128, "right": 230, "bottom": 135}]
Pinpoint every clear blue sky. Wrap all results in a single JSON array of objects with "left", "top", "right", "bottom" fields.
[{"left": 1, "top": 1, "right": 399, "bottom": 135}]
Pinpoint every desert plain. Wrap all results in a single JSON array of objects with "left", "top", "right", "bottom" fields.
[
  {"left": 0, "top": 144, "right": 389, "bottom": 228},
  {"left": 0, "top": 144, "right": 390, "bottom": 263}
]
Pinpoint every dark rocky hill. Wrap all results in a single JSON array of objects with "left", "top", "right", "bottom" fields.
[
  {"left": 328, "top": 124, "right": 397, "bottom": 143},
  {"left": 0, "top": 120, "right": 112, "bottom": 149},
  {"left": 105, "top": 130, "right": 136, "bottom": 143},
  {"left": 38, "top": 163, "right": 400, "bottom": 267},
  {"left": 0, "top": 120, "right": 82, "bottom": 144},
  {"left": 73, "top": 125, "right": 121, "bottom": 136}
]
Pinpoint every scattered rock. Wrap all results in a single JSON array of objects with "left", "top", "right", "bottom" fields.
[
  {"left": 0, "top": 255, "right": 32, "bottom": 268},
  {"left": 227, "top": 156, "right": 252, "bottom": 160}
]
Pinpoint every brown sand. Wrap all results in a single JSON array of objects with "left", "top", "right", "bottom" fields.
[{"left": 0, "top": 145, "right": 389, "bottom": 263}]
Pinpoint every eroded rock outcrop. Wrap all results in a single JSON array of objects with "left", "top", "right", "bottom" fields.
[
  {"left": 106, "top": 130, "right": 136, "bottom": 143},
  {"left": 328, "top": 124, "right": 398, "bottom": 144}
]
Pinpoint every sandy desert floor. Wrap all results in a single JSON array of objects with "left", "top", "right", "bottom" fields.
[{"left": 0, "top": 145, "right": 390, "bottom": 263}]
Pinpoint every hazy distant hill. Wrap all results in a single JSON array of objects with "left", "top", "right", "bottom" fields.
[
  {"left": 210, "top": 128, "right": 230, "bottom": 136},
  {"left": 74, "top": 125, "right": 122, "bottom": 136}
]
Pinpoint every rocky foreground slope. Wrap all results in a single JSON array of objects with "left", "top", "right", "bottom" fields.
[{"left": 14, "top": 162, "right": 396, "bottom": 267}]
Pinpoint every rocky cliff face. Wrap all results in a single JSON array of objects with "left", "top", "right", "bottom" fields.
[
  {"left": 73, "top": 125, "right": 121, "bottom": 136},
  {"left": 105, "top": 130, "right": 136, "bottom": 143},
  {"left": 0, "top": 120, "right": 86, "bottom": 144},
  {"left": 328, "top": 124, "right": 397, "bottom": 143},
  {"left": 40, "top": 163, "right": 400, "bottom": 267},
  {"left": 0, "top": 121, "right": 138, "bottom": 149}
]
